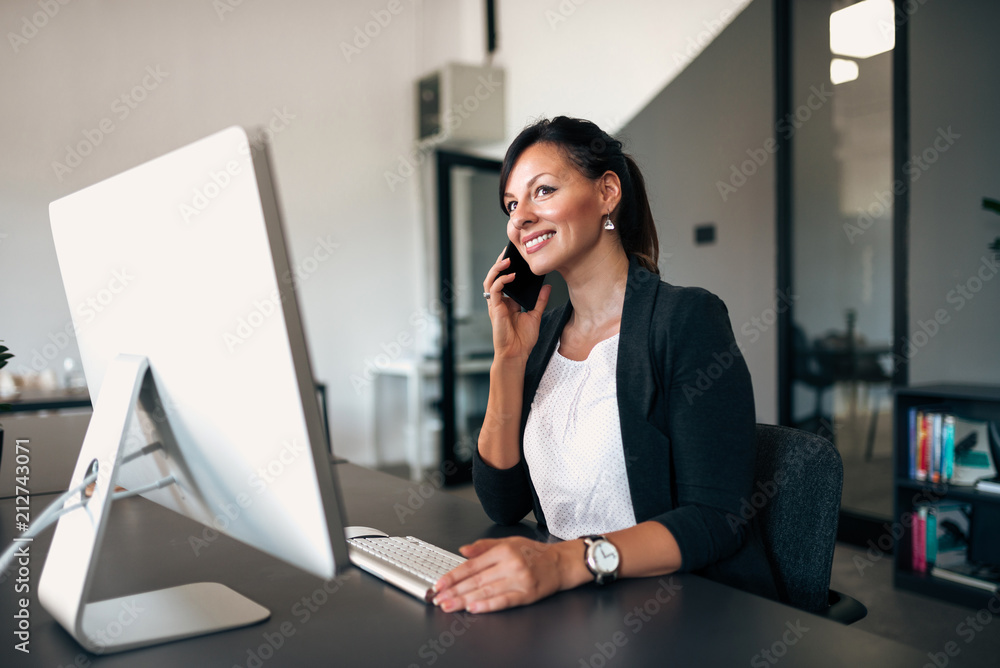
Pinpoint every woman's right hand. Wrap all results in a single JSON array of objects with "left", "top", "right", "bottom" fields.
[{"left": 483, "top": 248, "right": 552, "bottom": 363}]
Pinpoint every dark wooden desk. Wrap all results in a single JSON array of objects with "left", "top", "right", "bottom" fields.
[{"left": 0, "top": 464, "right": 940, "bottom": 667}]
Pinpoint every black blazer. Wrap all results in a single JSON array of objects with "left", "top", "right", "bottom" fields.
[{"left": 473, "top": 256, "right": 779, "bottom": 601}]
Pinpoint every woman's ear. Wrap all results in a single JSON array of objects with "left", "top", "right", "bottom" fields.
[{"left": 599, "top": 170, "right": 622, "bottom": 213}]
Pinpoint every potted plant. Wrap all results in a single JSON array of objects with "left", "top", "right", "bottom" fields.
[{"left": 0, "top": 342, "right": 11, "bottom": 463}]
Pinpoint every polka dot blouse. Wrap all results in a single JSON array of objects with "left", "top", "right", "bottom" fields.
[{"left": 523, "top": 333, "right": 637, "bottom": 540}]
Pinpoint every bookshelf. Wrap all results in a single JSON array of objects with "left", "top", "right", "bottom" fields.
[{"left": 893, "top": 384, "right": 1000, "bottom": 608}]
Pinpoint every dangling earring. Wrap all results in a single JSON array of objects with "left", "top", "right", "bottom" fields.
[{"left": 604, "top": 213, "right": 615, "bottom": 231}]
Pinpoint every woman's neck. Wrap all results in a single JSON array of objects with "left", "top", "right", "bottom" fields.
[{"left": 561, "top": 246, "right": 630, "bottom": 335}]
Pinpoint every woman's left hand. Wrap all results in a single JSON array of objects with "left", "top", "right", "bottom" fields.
[{"left": 432, "top": 537, "right": 586, "bottom": 614}]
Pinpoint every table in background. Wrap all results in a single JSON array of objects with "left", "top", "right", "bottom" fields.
[
  {"left": 0, "top": 463, "right": 943, "bottom": 667},
  {"left": 0, "top": 389, "right": 91, "bottom": 498},
  {"left": 372, "top": 357, "right": 491, "bottom": 481}
]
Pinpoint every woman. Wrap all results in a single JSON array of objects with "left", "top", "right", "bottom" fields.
[{"left": 432, "top": 117, "right": 779, "bottom": 614}]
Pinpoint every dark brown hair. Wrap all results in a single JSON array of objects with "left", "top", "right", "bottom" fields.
[{"left": 499, "top": 116, "right": 659, "bottom": 274}]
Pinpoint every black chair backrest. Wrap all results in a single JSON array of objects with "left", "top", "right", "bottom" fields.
[{"left": 754, "top": 424, "right": 843, "bottom": 612}]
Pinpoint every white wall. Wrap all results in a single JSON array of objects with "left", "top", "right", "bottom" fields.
[
  {"left": 908, "top": 0, "right": 1000, "bottom": 385},
  {"left": 0, "top": 0, "right": 422, "bottom": 467},
  {"left": 620, "top": 0, "right": 777, "bottom": 422},
  {"left": 487, "top": 0, "right": 754, "bottom": 150},
  {"left": 0, "top": 0, "right": 760, "bottom": 466}
]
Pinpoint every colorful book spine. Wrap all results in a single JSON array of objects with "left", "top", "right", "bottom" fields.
[
  {"left": 908, "top": 407, "right": 918, "bottom": 479},
  {"left": 925, "top": 506, "right": 937, "bottom": 566},
  {"left": 914, "top": 505, "right": 928, "bottom": 573},
  {"left": 943, "top": 415, "right": 955, "bottom": 482},
  {"left": 930, "top": 413, "right": 942, "bottom": 482},
  {"left": 917, "top": 412, "right": 929, "bottom": 481}
]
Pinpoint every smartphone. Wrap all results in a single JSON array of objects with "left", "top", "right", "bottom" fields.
[{"left": 497, "top": 240, "right": 546, "bottom": 311}]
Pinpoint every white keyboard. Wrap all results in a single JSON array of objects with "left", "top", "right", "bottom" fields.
[{"left": 345, "top": 527, "right": 465, "bottom": 602}]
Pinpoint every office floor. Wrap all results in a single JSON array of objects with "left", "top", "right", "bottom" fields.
[
  {"left": 424, "top": 477, "right": 1000, "bottom": 667},
  {"left": 833, "top": 384, "right": 895, "bottom": 519}
]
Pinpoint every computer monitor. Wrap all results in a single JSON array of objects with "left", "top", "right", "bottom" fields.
[{"left": 41, "top": 126, "right": 349, "bottom": 653}]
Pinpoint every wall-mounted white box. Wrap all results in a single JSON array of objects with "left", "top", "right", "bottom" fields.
[{"left": 417, "top": 63, "right": 505, "bottom": 144}]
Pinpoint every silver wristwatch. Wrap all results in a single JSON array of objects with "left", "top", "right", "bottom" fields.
[{"left": 583, "top": 535, "right": 620, "bottom": 585}]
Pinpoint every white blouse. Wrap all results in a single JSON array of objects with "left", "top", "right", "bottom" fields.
[{"left": 523, "top": 333, "right": 637, "bottom": 540}]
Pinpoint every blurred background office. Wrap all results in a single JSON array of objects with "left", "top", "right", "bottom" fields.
[
  {"left": 1, "top": 0, "right": 998, "bottom": 643},
  {"left": 0, "top": 0, "right": 782, "bottom": 472}
]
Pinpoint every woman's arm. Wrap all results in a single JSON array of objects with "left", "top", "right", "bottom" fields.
[
  {"left": 652, "top": 288, "right": 756, "bottom": 571},
  {"left": 431, "top": 521, "right": 682, "bottom": 614},
  {"left": 476, "top": 358, "right": 528, "bottom": 470},
  {"left": 472, "top": 250, "right": 552, "bottom": 523}
]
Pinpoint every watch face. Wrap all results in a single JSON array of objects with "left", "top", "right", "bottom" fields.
[{"left": 592, "top": 540, "right": 620, "bottom": 573}]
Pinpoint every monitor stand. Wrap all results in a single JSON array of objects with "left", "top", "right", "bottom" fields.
[{"left": 38, "top": 354, "right": 270, "bottom": 654}]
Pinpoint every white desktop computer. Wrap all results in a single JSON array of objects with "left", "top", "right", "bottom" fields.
[{"left": 42, "top": 126, "right": 350, "bottom": 653}]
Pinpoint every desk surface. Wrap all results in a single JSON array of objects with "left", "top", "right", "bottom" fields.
[{"left": 1, "top": 463, "right": 939, "bottom": 667}]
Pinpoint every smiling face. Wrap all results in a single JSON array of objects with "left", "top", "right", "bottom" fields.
[{"left": 502, "top": 142, "right": 621, "bottom": 277}]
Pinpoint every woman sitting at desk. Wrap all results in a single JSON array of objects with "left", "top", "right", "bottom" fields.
[{"left": 432, "top": 117, "right": 778, "bottom": 613}]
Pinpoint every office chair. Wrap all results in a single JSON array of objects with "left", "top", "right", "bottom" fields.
[{"left": 753, "top": 423, "right": 868, "bottom": 624}]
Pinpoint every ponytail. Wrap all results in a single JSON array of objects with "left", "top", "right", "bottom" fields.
[{"left": 621, "top": 155, "right": 659, "bottom": 275}]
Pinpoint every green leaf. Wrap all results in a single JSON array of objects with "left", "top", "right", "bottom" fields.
[{"left": 985, "top": 198, "right": 1000, "bottom": 216}]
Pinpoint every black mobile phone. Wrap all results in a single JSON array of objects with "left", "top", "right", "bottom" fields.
[{"left": 497, "top": 240, "right": 546, "bottom": 311}]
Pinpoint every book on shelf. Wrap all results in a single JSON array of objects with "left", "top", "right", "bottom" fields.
[
  {"left": 911, "top": 501, "right": 1000, "bottom": 591},
  {"left": 912, "top": 502, "right": 971, "bottom": 574},
  {"left": 913, "top": 505, "right": 928, "bottom": 573},
  {"left": 906, "top": 410, "right": 997, "bottom": 486},
  {"left": 930, "top": 562, "right": 1000, "bottom": 593},
  {"left": 975, "top": 477, "right": 1000, "bottom": 495}
]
